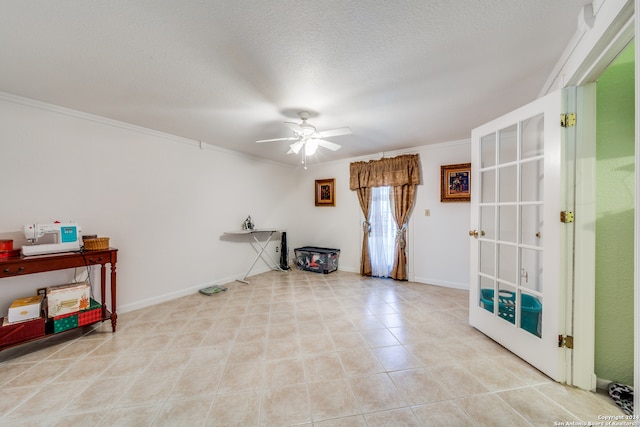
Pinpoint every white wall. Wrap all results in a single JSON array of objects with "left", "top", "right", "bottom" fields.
[
  {"left": 0, "top": 93, "right": 472, "bottom": 317},
  {"left": 410, "top": 141, "right": 471, "bottom": 289},
  {"left": 0, "top": 94, "right": 293, "bottom": 314}
]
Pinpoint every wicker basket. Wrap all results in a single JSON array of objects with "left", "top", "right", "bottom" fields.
[{"left": 83, "top": 237, "right": 110, "bottom": 251}]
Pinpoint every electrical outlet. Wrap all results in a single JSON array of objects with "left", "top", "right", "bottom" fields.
[
  {"left": 425, "top": 209, "right": 430, "bottom": 216},
  {"left": 275, "top": 246, "right": 279, "bottom": 252}
]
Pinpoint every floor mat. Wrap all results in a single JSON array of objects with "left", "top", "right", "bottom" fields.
[
  {"left": 198, "top": 285, "right": 227, "bottom": 296},
  {"left": 608, "top": 382, "right": 634, "bottom": 415}
]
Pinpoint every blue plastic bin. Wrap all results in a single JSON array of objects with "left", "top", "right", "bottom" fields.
[{"left": 480, "top": 289, "right": 542, "bottom": 337}]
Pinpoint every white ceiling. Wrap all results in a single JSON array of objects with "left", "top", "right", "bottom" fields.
[{"left": 0, "top": 0, "right": 592, "bottom": 167}]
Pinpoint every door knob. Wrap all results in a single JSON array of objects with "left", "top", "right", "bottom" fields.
[{"left": 469, "top": 230, "right": 479, "bottom": 237}]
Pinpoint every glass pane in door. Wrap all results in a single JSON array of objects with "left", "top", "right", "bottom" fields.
[
  {"left": 521, "top": 205, "right": 543, "bottom": 247},
  {"left": 497, "top": 283, "right": 517, "bottom": 325},
  {"left": 499, "top": 124, "right": 518, "bottom": 164},
  {"left": 479, "top": 276, "right": 495, "bottom": 312},
  {"left": 479, "top": 241, "right": 495, "bottom": 277},
  {"left": 480, "top": 206, "right": 495, "bottom": 239},
  {"left": 520, "top": 247, "right": 543, "bottom": 292},
  {"left": 521, "top": 114, "right": 544, "bottom": 159},
  {"left": 521, "top": 159, "right": 544, "bottom": 202},
  {"left": 481, "top": 170, "right": 495, "bottom": 203},
  {"left": 499, "top": 165, "right": 517, "bottom": 202},
  {"left": 497, "top": 244, "right": 517, "bottom": 284},
  {"left": 521, "top": 291, "right": 542, "bottom": 337},
  {"left": 481, "top": 134, "right": 496, "bottom": 168},
  {"left": 498, "top": 205, "right": 517, "bottom": 242}
]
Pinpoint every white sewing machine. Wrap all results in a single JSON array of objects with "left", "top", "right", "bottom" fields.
[{"left": 21, "top": 222, "right": 82, "bottom": 256}]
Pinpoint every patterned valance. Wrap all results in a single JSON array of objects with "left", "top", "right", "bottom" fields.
[{"left": 349, "top": 154, "right": 421, "bottom": 190}]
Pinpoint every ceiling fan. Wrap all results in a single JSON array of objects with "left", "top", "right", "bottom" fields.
[{"left": 256, "top": 111, "right": 351, "bottom": 167}]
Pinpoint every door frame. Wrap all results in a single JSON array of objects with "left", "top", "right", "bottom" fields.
[
  {"left": 569, "top": 83, "right": 597, "bottom": 391},
  {"left": 635, "top": 0, "right": 639, "bottom": 416},
  {"left": 540, "top": 0, "right": 636, "bottom": 397}
]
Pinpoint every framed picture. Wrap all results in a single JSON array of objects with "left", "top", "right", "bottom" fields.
[
  {"left": 315, "top": 178, "right": 336, "bottom": 206},
  {"left": 441, "top": 163, "right": 471, "bottom": 202}
]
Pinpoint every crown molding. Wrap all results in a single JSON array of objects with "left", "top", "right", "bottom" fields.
[{"left": 0, "top": 91, "right": 294, "bottom": 170}]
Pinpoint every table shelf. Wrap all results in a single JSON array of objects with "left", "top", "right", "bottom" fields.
[
  {"left": 0, "top": 248, "right": 118, "bottom": 351},
  {"left": 0, "top": 310, "right": 113, "bottom": 351}
]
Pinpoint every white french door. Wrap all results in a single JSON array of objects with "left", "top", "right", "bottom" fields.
[{"left": 469, "top": 89, "right": 574, "bottom": 382}]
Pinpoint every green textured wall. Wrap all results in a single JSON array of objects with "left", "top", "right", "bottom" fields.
[{"left": 595, "top": 41, "right": 634, "bottom": 386}]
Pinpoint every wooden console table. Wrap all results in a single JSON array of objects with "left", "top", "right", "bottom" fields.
[{"left": 0, "top": 248, "right": 118, "bottom": 349}]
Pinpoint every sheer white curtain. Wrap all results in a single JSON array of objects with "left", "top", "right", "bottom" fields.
[{"left": 368, "top": 186, "right": 395, "bottom": 277}]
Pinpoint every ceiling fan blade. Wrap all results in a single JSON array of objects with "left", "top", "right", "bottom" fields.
[
  {"left": 288, "top": 140, "right": 304, "bottom": 154},
  {"left": 284, "top": 122, "right": 303, "bottom": 133},
  {"left": 256, "top": 137, "right": 297, "bottom": 143},
  {"left": 317, "top": 139, "right": 342, "bottom": 151},
  {"left": 317, "top": 127, "right": 352, "bottom": 138}
]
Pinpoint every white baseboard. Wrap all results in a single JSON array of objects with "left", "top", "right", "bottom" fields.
[
  {"left": 117, "top": 264, "right": 284, "bottom": 314},
  {"left": 597, "top": 377, "right": 613, "bottom": 391},
  {"left": 117, "top": 275, "right": 237, "bottom": 314},
  {"left": 336, "top": 266, "right": 358, "bottom": 273},
  {"left": 412, "top": 276, "right": 470, "bottom": 290}
]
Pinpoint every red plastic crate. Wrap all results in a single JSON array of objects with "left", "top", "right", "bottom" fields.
[
  {"left": 78, "top": 299, "right": 102, "bottom": 326},
  {"left": 0, "top": 317, "right": 45, "bottom": 346}
]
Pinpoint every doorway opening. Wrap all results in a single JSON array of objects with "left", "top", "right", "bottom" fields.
[{"left": 594, "top": 40, "right": 635, "bottom": 389}]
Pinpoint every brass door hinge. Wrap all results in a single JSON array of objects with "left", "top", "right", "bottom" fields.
[
  {"left": 560, "top": 211, "right": 574, "bottom": 223},
  {"left": 561, "top": 113, "right": 576, "bottom": 127},
  {"left": 558, "top": 335, "right": 574, "bottom": 349}
]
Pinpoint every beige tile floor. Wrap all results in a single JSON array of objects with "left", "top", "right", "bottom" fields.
[{"left": 0, "top": 269, "right": 626, "bottom": 426}]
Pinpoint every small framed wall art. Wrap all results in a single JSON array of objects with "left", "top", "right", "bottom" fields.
[
  {"left": 315, "top": 178, "right": 336, "bottom": 206},
  {"left": 440, "top": 163, "right": 471, "bottom": 202}
]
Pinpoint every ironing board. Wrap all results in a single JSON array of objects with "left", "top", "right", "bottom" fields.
[{"left": 224, "top": 229, "right": 285, "bottom": 283}]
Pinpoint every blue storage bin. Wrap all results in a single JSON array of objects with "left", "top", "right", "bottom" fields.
[{"left": 480, "top": 289, "right": 541, "bottom": 337}]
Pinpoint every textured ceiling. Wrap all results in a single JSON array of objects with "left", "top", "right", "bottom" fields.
[{"left": 0, "top": 0, "right": 592, "bottom": 167}]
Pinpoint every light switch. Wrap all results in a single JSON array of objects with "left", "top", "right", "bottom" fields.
[{"left": 425, "top": 209, "right": 430, "bottom": 216}]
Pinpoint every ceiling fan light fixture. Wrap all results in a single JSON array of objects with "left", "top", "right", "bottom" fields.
[
  {"left": 305, "top": 139, "right": 319, "bottom": 156},
  {"left": 289, "top": 140, "right": 303, "bottom": 154}
]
